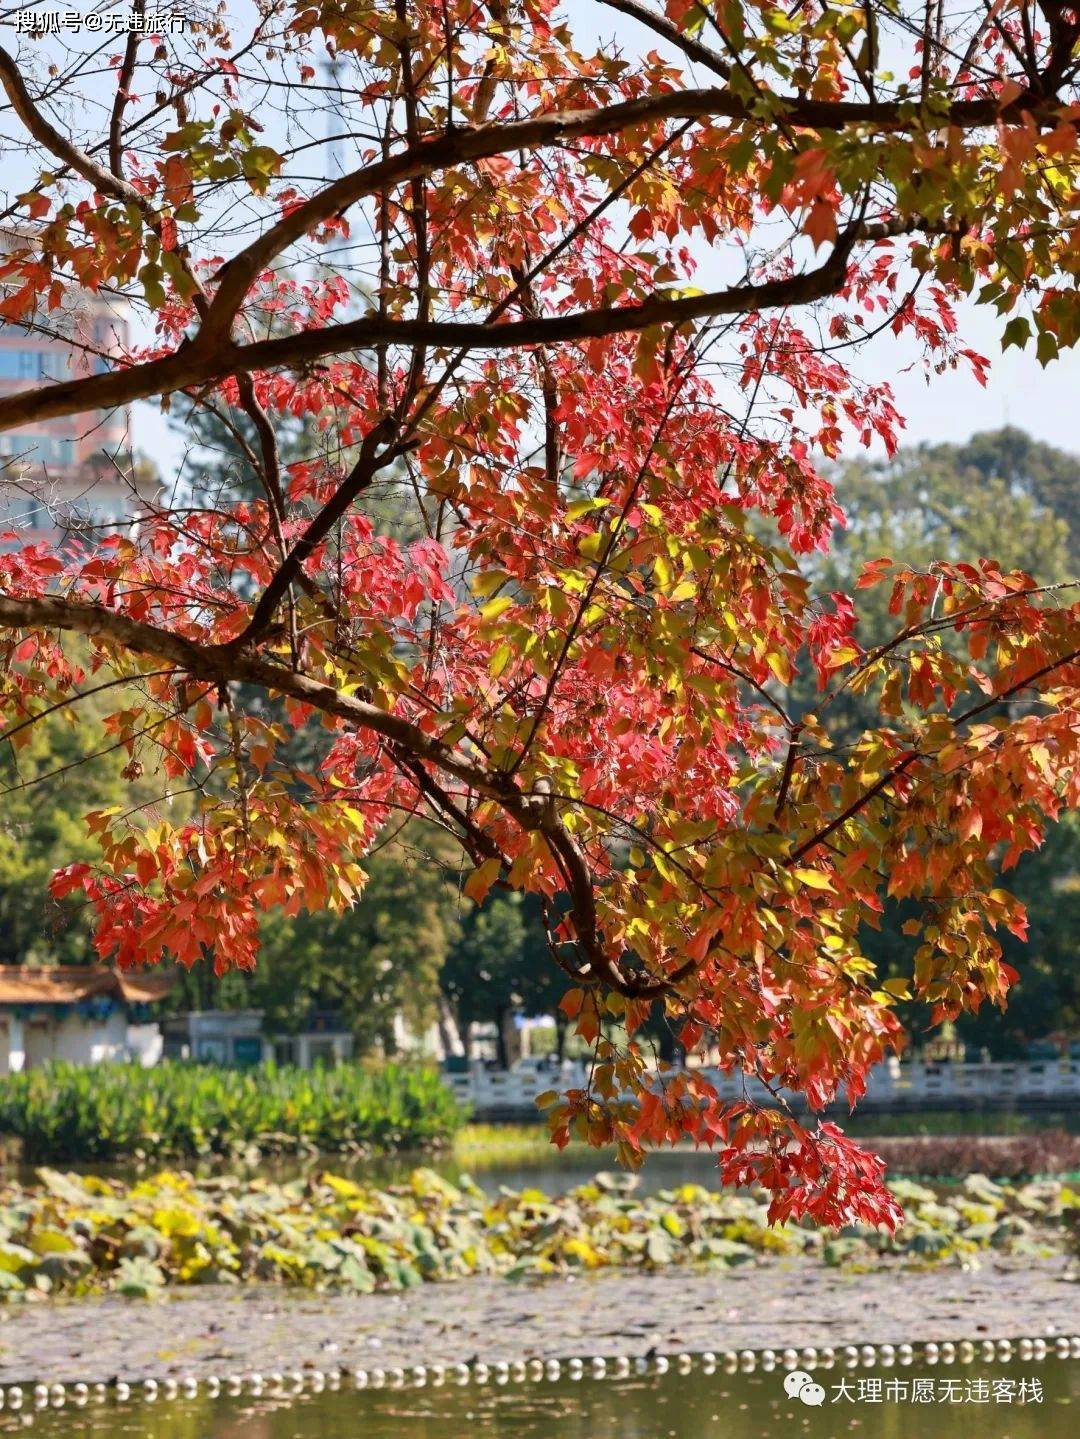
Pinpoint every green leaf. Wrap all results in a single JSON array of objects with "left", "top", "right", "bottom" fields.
[{"left": 1001, "top": 317, "right": 1031, "bottom": 351}]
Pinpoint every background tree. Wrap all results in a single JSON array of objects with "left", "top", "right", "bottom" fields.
[
  {"left": 788, "top": 431, "right": 1080, "bottom": 1058},
  {"left": 0, "top": 666, "right": 181, "bottom": 967},
  {"left": 256, "top": 820, "right": 462, "bottom": 1054}
]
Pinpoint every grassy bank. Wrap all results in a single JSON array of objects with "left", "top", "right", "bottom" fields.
[
  {"left": 451, "top": 1123, "right": 1080, "bottom": 1180},
  {"left": 0, "top": 1062, "right": 465, "bottom": 1163},
  {"left": 0, "top": 1166, "right": 1073, "bottom": 1299}
]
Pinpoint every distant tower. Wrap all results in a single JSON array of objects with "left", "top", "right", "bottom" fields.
[
  {"left": 318, "top": 55, "right": 352, "bottom": 292},
  {"left": 323, "top": 55, "right": 347, "bottom": 183}
]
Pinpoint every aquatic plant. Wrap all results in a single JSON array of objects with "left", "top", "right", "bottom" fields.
[
  {"left": 0, "top": 1062, "right": 464, "bottom": 1163},
  {"left": 0, "top": 1167, "right": 1072, "bottom": 1300}
]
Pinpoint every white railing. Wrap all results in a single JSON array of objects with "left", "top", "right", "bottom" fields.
[{"left": 444, "top": 1058, "right": 1080, "bottom": 1115}]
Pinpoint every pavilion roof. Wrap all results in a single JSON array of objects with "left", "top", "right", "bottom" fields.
[{"left": 0, "top": 966, "right": 175, "bottom": 1006}]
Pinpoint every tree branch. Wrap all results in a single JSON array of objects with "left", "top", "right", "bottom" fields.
[
  {"left": 0, "top": 45, "right": 142, "bottom": 205},
  {"left": 0, "top": 231, "right": 860, "bottom": 430},
  {"left": 108, "top": 0, "right": 145, "bottom": 180},
  {"left": 596, "top": 0, "right": 731, "bottom": 79}
]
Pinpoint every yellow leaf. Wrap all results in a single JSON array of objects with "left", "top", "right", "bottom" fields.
[
  {"left": 472, "top": 570, "right": 509, "bottom": 599},
  {"left": 463, "top": 858, "right": 500, "bottom": 904},
  {"left": 793, "top": 868, "right": 835, "bottom": 892},
  {"left": 479, "top": 596, "right": 514, "bottom": 622}
]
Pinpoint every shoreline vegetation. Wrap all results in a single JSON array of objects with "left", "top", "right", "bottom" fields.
[
  {"left": 452, "top": 1122, "right": 1080, "bottom": 1182},
  {"left": 0, "top": 1062, "right": 464, "bottom": 1164},
  {"left": 0, "top": 1062, "right": 1077, "bottom": 1181},
  {"left": 0, "top": 1166, "right": 1074, "bottom": 1302}
]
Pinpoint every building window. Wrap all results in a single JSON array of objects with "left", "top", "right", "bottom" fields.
[
  {"left": 0, "top": 349, "right": 66, "bottom": 381},
  {"left": 0, "top": 434, "right": 75, "bottom": 466}
]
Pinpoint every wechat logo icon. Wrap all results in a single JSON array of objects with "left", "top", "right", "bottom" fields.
[{"left": 784, "top": 1370, "right": 826, "bottom": 1407}]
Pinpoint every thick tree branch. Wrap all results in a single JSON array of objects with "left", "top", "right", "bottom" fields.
[
  {"left": 0, "top": 592, "right": 502, "bottom": 797},
  {"left": 108, "top": 0, "right": 145, "bottom": 180},
  {"left": 596, "top": 0, "right": 731, "bottom": 78},
  {"left": 0, "top": 233, "right": 860, "bottom": 430},
  {"left": 0, "top": 46, "right": 142, "bottom": 205},
  {"left": 198, "top": 78, "right": 1060, "bottom": 342}
]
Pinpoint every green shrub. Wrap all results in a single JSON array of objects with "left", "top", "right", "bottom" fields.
[{"left": 0, "top": 1061, "right": 464, "bottom": 1162}]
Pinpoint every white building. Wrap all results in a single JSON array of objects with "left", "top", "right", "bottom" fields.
[
  {"left": 163, "top": 1010, "right": 355, "bottom": 1069},
  {"left": 0, "top": 966, "right": 174, "bottom": 1073}
]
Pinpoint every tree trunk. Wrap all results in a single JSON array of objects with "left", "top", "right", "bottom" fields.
[
  {"left": 437, "top": 993, "right": 465, "bottom": 1058},
  {"left": 495, "top": 1006, "right": 521, "bottom": 1069},
  {"left": 554, "top": 1009, "right": 568, "bottom": 1062}
]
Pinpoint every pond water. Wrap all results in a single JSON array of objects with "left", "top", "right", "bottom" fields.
[
  {"left": 13, "top": 1106, "right": 1073, "bottom": 1199},
  {"left": 4, "top": 1358, "right": 1077, "bottom": 1438}
]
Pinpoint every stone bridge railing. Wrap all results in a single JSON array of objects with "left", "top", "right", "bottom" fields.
[{"left": 443, "top": 1057, "right": 1080, "bottom": 1118}]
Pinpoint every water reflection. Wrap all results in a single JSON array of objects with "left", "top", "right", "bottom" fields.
[{"left": 5, "top": 1359, "right": 1076, "bottom": 1439}]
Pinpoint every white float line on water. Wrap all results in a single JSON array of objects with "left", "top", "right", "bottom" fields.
[{"left": 1, "top": 1335, "right": 1078, "bottom": 1414}]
